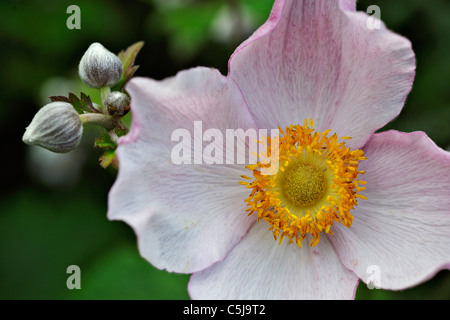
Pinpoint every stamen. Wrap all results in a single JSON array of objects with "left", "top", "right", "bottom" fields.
[{"left": 243, "top": 120, "right": 366, "bottom": 247}]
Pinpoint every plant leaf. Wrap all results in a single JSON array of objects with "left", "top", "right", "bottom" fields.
[
  {"left": 67, "top": 92, "right": 83, "bottom": 114},
  {"left": 80, "top": 92, "right": 100, "bottom": 113},
  {"left": 95, "top": 130, "right": 124, "bottom": 169},
  {"left": 94, "top": 131, "right": 115, "bottom": 149},
  {"left": 50, "top": 92, "right": 99, "bottom": 114},
  {"left": 49, "top": 95, "right": 70, "bottom": 103},
  {"left": 115, "top": 127, "right": 128, "bottom": 137},
  {"left": 99, "top": 148, "right": 118, "bottom": 169},
  {"left": 113, "top": 41, "right": 144, "bottom": 91}
]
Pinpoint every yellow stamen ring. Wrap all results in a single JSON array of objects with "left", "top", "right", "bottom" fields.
[{"left": 242, "top": 119, "right": 367, "bottom": 248}]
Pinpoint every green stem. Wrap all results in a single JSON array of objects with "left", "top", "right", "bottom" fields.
[
  {"left": 107, "top": 129, "right": 119, "bottom": 145},
  {"left": 99, "top": 86, "right": 111, "bottom": 113},
  {"left": 79, "top": 113, "right": 118, "bottom": 130}
]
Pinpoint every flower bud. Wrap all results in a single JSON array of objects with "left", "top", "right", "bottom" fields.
[
  {"left": 104, "top": 91, "right": 131, "bottom": 116},
  {"left": 23, "top": 102, "right": 83, "bottom": 153},
  {"left": 78, "top": 42, "right": 123, "bottom": 88}
]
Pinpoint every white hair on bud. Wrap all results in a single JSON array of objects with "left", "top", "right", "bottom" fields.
[
  {"left": 78, "top": 42, "right": 123, "bottom": 88},
  {"left": 23, "top": 102, "right": 83, "bottom": 153}
]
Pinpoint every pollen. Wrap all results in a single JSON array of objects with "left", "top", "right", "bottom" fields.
[
  {"left": 283, "top": 164, "right": 327, "bottom": 207},
  {"left": 242, "top": 119, "right": 367, "bottom": 248}
]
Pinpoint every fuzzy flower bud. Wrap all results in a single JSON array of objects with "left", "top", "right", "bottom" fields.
[
  {"left": 104, "top": 91, "right": 131, "bottom": 116},
  {"left": 23, "top": 102, "right": 83, "bottom": 153},
  {"left": 78, "top": 42, "right": 123, "bottom": 88}
]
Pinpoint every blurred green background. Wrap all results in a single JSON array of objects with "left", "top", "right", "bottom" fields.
[{"left": 0, "top": 0, "right": 449, "bottom": 300}]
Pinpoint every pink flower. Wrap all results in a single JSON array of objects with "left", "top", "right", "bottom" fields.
[{"left": 108, "top": 0, "right": 450, "bottom": 299}]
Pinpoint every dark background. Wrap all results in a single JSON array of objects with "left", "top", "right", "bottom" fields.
[{"left": 0, "top": 0, "right": 448, "bottom": 299}]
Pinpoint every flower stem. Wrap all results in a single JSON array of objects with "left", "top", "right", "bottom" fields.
[
  {"left": 99, "top": 86, "right": 111, "bottom": 113},
  {"left": 79, "top": 113, "right": 118, "bottom": 130},
  {"left": 107, "top": 129, "right": 119, "bottom": 144}
]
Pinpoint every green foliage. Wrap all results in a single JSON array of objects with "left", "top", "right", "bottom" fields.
[
  {"left": 94, "top": 129, "right": 127, "bottom": 169},
  {"left": 95, "top": 131, "right": 117, "bottom": 149},
  {"left": 113, "top": 41, "right": 145, "bottom": 92},
  {"left": 147, "top": 0, "right": 275, "bottom": 62},
  {"left": 49, "top": 92, "right": 99, "bottom": 114},
  {"left": 0, "top": 188, "right": 189, "bottom": 299},
  {"left": 149, "top": 1, "right": 222, "bottom": 61}
]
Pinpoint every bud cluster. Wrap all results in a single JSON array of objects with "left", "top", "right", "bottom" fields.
[{"left": 22, "top": 41, "right": 139, "bottom": 156}]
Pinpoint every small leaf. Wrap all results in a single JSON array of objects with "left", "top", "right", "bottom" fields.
[
  {"left": 54, "top": 92, "right": 98, "bottom": 114},
  {"left": 67, "top": 92, "right": 83, "bottom": 114},
  {"left": 94, "top": 129, "right": 126, "bottom": 169},
  {"left": 50, "top": 93, "right": 89, "bottom": 114},
  {"left": 113, "top": 41, "right": 144, "bottom": 91},
  {"left": 94, "top": 131, "right": 116, "bottom": 149},
  {"left": 68, "top": 92, "right": 80, "bottom": 104},
  {"left": 49, "top": 96, "right": 70, "bottom": 103},
  {"left": 118, "top": 41, "right": 144, "bottom": 74},
  {"left": 80, "top": 92, "right": 100, "bottom": 113},
  {"left": 99, "top": 148, "right": 118, "bottom": 169},
  {"left": 125, "top": 65, "right": 139, "bottom": 84},
  {"left": 115, "top": 127, "right": 128, "bottom": 137}
]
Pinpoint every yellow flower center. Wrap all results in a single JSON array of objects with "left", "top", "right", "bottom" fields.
[
  {"left": 283, "top": 163, "right": 327, "bottom": 207},
  {"left": 241, "top": 119, "right": 367, "bottom": 247}
]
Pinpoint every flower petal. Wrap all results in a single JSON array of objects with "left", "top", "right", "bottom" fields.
[
  {"left": 189, "top": 221, "right": 359, "bottom": 299},
  {"left": 331, "top": 131, "right": 450, "bottom": 290},
  {"left": 108, "top": 67, "right": 257, "bottom": 273},
  {"left": 229, "top": 0, "right": 415, "bottom": 149}
]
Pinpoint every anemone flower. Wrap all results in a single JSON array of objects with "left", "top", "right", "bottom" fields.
[{"left": 108, "top": 0, "right": 450, "bottom": 299}]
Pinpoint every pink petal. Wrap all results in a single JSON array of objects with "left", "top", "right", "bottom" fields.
[
  {"left": 189, "top": 221, "right": 359, "bottom": 299},
  {"left": 108, "top": 67, "right": 257, "bottom": 273},
  {"left": 229, "top": 0, "right": 415, "bottom": 149},
  {"left": 331, "top": 131, "right": 450, "bottom": 290}
]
